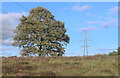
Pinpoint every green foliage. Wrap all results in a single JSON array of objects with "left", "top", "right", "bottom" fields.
[
  {"left": 109, "top": 51, "right": 118, "bottom": 56},
  {"left": 108, "top": 47, "right": 120, "bottom": 56},
  {"left": 117, "top": 47, "right": 120, "bottom": 55},
  {"left": 12, "top": 7, "right": 70, "bottom": 56}
]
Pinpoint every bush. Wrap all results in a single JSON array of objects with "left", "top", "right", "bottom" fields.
[{"left": 109, "top": 51, "right": 118, "bottom": 56}]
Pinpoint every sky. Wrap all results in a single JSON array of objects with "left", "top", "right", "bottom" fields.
[{"left": 0, "top": 2, "right": 118, "bottom": 57}]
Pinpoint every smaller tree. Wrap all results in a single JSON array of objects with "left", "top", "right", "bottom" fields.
[
  {"left": 109, "top": 51, "right": 118, "bottom": 56},
  {"left": 108, "top": 47, "right": 120, "bottom": 56},
  {"left": 117, "top": 47, "right": 120, "bottom": 55}
]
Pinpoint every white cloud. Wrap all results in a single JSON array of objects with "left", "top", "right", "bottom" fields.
[
  {"left": 86, "top": 12, "right": 91, "bottom": 16},
  {"left": 87, "top": 21, "right": 100, "bottom": 24},
  {"left": 101, "top": 18, "right": 117, "bottom": 28},
  {"left": 101, "top": 22, "right": 110, "bottom": 28},
  {"left": 0, "top": 12, "right": 26, "bottom": 40},
  {"left": 0, "top": 47, "right": 12, "bottom": 56},
  {"left": 86, "top": 17, "right": 117, "bottom": 28},
  {"left": 73, "top": 5, "right": 92, "bottom": 12},
  {"left": 0, "top": 51, "right": 2, "bottom": 54},
  {"left": 79, "top": 26, "right": 95, "bottom": 32},
  {"left": 108, "top": 6, "right": 120, "bottom": 14},
  {"left": 97, "top": 48, "right": 117, "bottom": 51},
  {"left": 2, "top": 39, "right": 13, "bottom": 46},
  {"left": 0, "top": 39, "right": 13, "bottom": 46},
  {"left": 63, "top": 7, "right": 68, "bottom": 10},
  {"left": 0, "top": 47, "right": 12, "bottom": 51}
]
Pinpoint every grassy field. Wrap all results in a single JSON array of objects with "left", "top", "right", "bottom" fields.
[{"left": 2, "top": 55, "right": 118, "bottom": 76}]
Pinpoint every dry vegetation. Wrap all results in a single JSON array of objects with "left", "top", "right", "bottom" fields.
[{"left": 2, "top": 55, "right": 118, "bottom": 76}]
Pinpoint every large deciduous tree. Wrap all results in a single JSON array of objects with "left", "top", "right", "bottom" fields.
[{"left": 12, "top": 7, "right": 70, "bottom": 56}]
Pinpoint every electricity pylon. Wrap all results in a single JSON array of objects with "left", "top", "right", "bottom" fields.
[{"left": 80, "top": 32, "right": 91, "bottom": 56}]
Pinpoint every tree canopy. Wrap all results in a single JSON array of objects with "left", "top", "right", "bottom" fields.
[{"left": 12, "top": 7, "right": 70, "bottom": 56}]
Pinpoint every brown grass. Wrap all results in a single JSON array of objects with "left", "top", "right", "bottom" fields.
[{"left": 2, "top": 55, "right": 118, "bottom": 76}]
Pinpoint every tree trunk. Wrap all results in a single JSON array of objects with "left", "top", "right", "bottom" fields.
[
  {"left": 39, "top": 45, "right": 42, "bottom": 56},
  {"left": 39, "top": 53, "right": 41, "bottom": 56}
]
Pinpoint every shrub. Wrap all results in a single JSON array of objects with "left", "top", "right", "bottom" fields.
[{"left": 109, "top": 51, "right": 118, "bottom": 56}]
